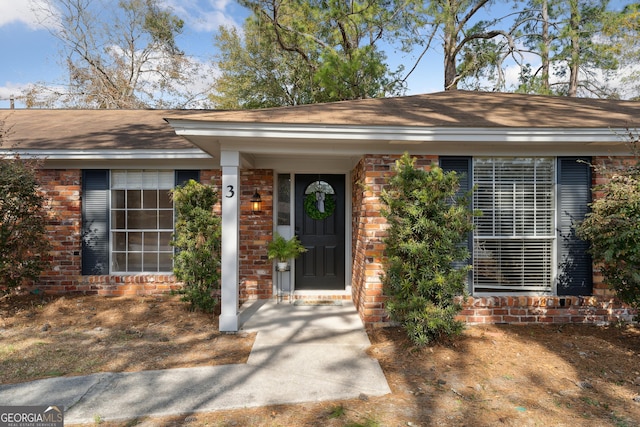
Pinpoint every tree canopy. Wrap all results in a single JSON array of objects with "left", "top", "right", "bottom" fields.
[
  {"left": 512, "top": 0, "right": 620, "bottom": 98},
  {"left": 602, "top": 2, "right": 640, "bottom": 99},
  {"left": 211, "top": 0, "right": 414, "bottom": 107},
  {"left": 27, "top": 0, "right": 211, "bottom": 108},
  {"left": 19, "top": 0, "right": 640, "bottom": 108},
  {"left": 211, "top": 0, "right": 638, "bottom": 107}
]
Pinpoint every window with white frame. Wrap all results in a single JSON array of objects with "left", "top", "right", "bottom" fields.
[
  {"left": 110, "top": 170, "right": 175, "bottom": 273},
  {"left": 472, "top": 158, "right": 555, "bottom": 293}
]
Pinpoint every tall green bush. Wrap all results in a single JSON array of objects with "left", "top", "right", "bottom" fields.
[
  {"left": 380, "top": 153, "right": 476, "bottom": 346},
  {"left": 0, "top": 157, "right": 51, "bottom": 292},
  {"left": 172, "top": 180, "right": 221, "bottom": 313},
  {"left": 576, "top": 133, "right": 640, "bottom": 313},
  {"left": 0, "top": 114, "right": 50, "bottom": 293}
]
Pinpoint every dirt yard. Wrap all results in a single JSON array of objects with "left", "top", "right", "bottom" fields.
[{"left": 1, "top": 292, "right": 639, "bottom": 427}]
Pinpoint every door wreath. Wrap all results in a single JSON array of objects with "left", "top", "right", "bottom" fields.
[{"left": 304, "top": 191, "right": 336, "bottom": 220}]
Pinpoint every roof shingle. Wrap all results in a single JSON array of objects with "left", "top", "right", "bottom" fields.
[
  {"left": 1, "top": 109, "right": 197, "bottom": 150},
  {"left": 169, "top": 91, "right": 640, "bottom": 128},
  {"left": 2, "top": 92, "right": 638, "bottom": 151}
]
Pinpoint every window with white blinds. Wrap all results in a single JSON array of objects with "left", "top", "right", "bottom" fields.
[
  {"left": 110, "top": 170, "right": 175, "bottom": 273},
  {"left": 473, "top": 158, "right": 555, "bottom": 293}
]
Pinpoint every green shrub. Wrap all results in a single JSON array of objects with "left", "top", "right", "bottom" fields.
[
  {"left": 577, "top": 133, "right": 640, "bottom": 313},
  {"left": 380, "top": 153, "right": 476, "bottom": 346},
  {"left": 0, "top": 156, "right": 51, "bottom": 292},
  {"left": 171, "top": 180, "right": 221, "bottom": 313}
]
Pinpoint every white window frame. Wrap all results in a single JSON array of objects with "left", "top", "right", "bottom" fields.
[
  {"left": 472, "top": 157, "right": 556, "bottom": 295},
  {"left": 110, "top": 170, "right": 175, "bottom": 274}
]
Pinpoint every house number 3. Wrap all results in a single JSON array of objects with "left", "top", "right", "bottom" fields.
[{"left": 226, "top": 185, "right": 235, "bottom": 198}]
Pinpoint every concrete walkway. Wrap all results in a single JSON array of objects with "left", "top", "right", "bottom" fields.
[{"left": 0, "top": 300, "right": 391, "bottom": 424}]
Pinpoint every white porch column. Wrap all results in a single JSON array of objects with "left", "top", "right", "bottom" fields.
[{"left": 219, "top": 151, "right": 240, "bottom": 332}]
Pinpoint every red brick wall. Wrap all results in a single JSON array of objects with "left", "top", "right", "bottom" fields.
[
  {"left": 77, "top": 169, "right": 224, "bottom": 297},
  {"left": 350, "top": 155, "right": 637, "bottom": 326},
  {"left": 200, "top": 169, "right": 222, "bottom": 190},
  {"left": 456, "top": 296, "right": 636, "bottom": 324},
  {"left": 239, "top": 169, "right": 273, "bottom": 301},
  {"left": 38, "top": 169, "right": 82, "bottom": 291},
  {"left": 351, "top": 158, "right": 368, "bottom": 319},
  {"left": 35, "top": 168, "right": 273, "bottom": 300},
  {"left": 201, "top": 168, "right": 275, "bottom": 302},
  {"left": 81, "top": 275, "right": 181, "bottom": 296},
  {"left": 590, "top": 155, "right": 635, "bottom": 297},
  {"left": 351, "top": 155, "right": 437, "bottom": 325},
  {"left": 34, "top": 159, "right": 637, "bottom": 324}
]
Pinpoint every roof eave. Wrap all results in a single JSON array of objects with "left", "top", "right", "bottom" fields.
[
  {"left": 166, "top": 120, "right": 631, "bottom": 144},
  {"left": 0, "top": 148, "right": 213, "bottom": 160}
]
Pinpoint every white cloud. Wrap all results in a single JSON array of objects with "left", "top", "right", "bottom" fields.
[
  {"left": 0, "top": 82, "right": 28, "bottom": 98},
  {"left": 162, "top": 0, "right": 241, "bottom": 32},
  {"left": 0, "top": 82, "right": 31, "bottom": 108},
  {"left": 0, "top": 0, "right": 57, "bottom": 30},
  {"left": 503, "top": 64, "right": 523, "bottom": 89},
  {"left": 211, "top": 0, "right": 233, "bottom": 11}
]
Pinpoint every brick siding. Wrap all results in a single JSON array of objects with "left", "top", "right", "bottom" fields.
[
  {"left": 38, "top": 169, "right": 82, "bottom": 292},
  {"left": 350, "top": 155, "right": 437, "bottom": 325},
  {"left": 35, "top": 168, "right": 273, "bottom": 301},
  {"left": 80, "top": 275, "right": 181, "bottom": 296},
  {"left": 350, "top": 155, "right": 636, "bottom": 326},
  {"left": 456, "top": 296, "right": 636, "bottom": 324},
  {"left": 33, "top": 159, "right": 636, "bottom": 325},
  {"left": 239, "top": 169, "right": 273, "bottom": 301}
]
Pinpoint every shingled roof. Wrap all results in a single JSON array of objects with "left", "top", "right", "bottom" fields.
[
  {"left": 2, "top": 92, "right": 638, "bottom": 152},
  {"left": 167, "top": 91, "right": 640, "bottom": 128},
  {"left": 0, "top": 109, "right": 198, "bottom": 150}
]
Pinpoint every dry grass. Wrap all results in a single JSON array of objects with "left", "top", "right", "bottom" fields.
[
  {"left": 0, "top": 293, "right": 254, "bottom": 385},
  {"left": 1, "top": 292, "right": 639, "bottom": 426}
]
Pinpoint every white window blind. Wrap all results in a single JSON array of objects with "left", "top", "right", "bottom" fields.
[{"left": 473, "top": 158, "right": 555, "bottom": 293}]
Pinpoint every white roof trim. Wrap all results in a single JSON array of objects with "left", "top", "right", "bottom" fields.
[
  {"left": 0, "top": 148, "right": 213, "bottom": 160},
  {"left": 168, "top": 121, "right": 630, "bottom": 143}
]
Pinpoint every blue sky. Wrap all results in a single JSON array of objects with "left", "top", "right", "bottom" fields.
[{"left": 0, "top": 0, "right": 447, "bottom": 109}]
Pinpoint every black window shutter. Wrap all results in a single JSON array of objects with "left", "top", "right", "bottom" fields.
[
  {"left": 557, "top": 157, "right": 593, "bottom": 296},
  {"left": 175, "top": 170, "right": 200, "bottom": 186},
  {"left": 440, "top": 157, "right": 473, "bottom": 291},
  {"left": 82, "top": 170, "right": 109, "bottom": 275}
]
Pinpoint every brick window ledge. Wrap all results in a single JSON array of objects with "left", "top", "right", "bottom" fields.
[
  {"left": 455, "top": 296, "right": 637, "bottom": 324},
  {"left": 61, "top": 275, "right": 184, "bottom": 296}
]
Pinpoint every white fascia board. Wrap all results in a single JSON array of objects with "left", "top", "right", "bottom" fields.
[
  {"left": 0, "top": 148, "right": 212, "bottom": 160},
  {"left": 170, "top": 121, "right": 629, "bottom": 144}
]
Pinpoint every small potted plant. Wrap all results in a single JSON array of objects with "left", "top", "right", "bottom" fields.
[{"left": 267, "top": 232, "right": 307, "bottom": 271}]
